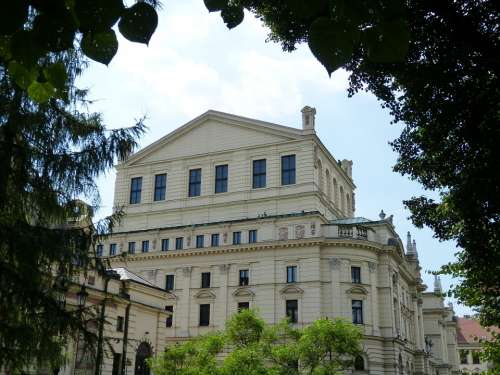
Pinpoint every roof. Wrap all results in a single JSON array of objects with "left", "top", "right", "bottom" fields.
[
  {"left": 329, "top": 217, "right": 373, "bottom": 225},
  {"left": 111, "top": 267, "right": 155, "bottom": 287},
  {"left": 457, "top": 317, "right": 499, "bottom": 344}
]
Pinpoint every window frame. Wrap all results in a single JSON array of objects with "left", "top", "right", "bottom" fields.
[
  {"left": 141, "top": 240, "right": 149, "bottom": 253},
  {"left": 239, "top": 269, "right": 249, "bottom": 286},
  {"left": 286, "top": 265, "right": 297, "bottom": 283},
  {"left": 109, "top": 243, "right": 117, "bottom": 256},
  {"left": 238, "top": 302, "right": 250, "bottom": 311},
  {"left": 215, "top": 164, "right": 228, "bottom": 194},
  {"left": 154, "top": 173, "right": 167, "bottom": 201},
  {"left": 188, "top": 168, "right": 202, "bottom": 197},
  {"left": 116, "top": 316, "right": 124, "bottom": 332},
  {"left": 165, "top": 274, "right": 175, "bottom": 291},
  {"left": 161, "top": 238, "right": 169, "bottom": 252},
  {"left": 233, "top": 231, "right": 241, "bottom": 245},
  {"left": 175, "top": 237, "right": 183, "bottom": 250},
  {"left": 286, "top": 299, "right": 298, "bottom": 323},
  {"left": 199, "top": 304, "right": 210, "bottom": 326},
  {"left": 352, "top": 300, "right": 363, "bottom": 324},
  {"left": 201, "top": 272, "right": 211, "bottom": 288},
  {"left": 129, "top": 177, "right": 142, "bottom": 204},
  {"left": 196, "top": 235, "right": 204, "bottom": 248},
  {"left": 165, "top": 305, "right": 173, "bottom": 327},
  {"left": 248, "top": 229, "right": 257, "bottom": 243},
  {"left": 351, "top": 266, "right": 361, "bottom": 284},
  {"left": 281, "top": 154, "right": 296, "bottom": 185},
  {"left": 252, "top": 159, "right": 266, "bottom": 189},
  {"left": 96, "top": 244, "right": 103, "bottom": 257},
  {"left": 128, "top": 241, "right": 135, "bottom": 254},
  {"left": 211, "top": 233, "right": 219, "bottom": 247}
]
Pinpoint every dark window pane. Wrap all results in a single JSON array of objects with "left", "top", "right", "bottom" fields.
[
  {"left": 215, "top": 165, "right": 228, "bottom": 193},
  {"left": 352, "top": 300, "right": 363, "bottom": 324},
  {"left": 211, "top": 233, "right": 219, "bottom": 247},
  {"left": 189, "top": 169, "right": 202, "bottom": 197},
  {"left": 281, "top": 155, "right": 296, "bottom": 185},
  {"left": 112, "top": 353, "right": 122, "bottom": 375},
  {"left": 129, "top": 177, "right": 142, "bottom": 204},
  {"left": 252, "top": 159, "right": 266, "bottom": 188},
  {"left": 196, "top": 235, "right": 204, "bottom": 248},
  {"left": 128, "top": 242, "right": 135, "bottom": 254},
  {"left": 238, "top": 302, "right": 250, "bottom": 311},
  {"left": 199, "top": 304, "right": 210, "bottom": 326},
  {"left": 117, "top": 316, "right": 124, "bottom": 332},
  {"left": 165, "top": 306, "right": 173, "bottom": 327},
  {"left": 239, "top": 269, "right": 249, "bottom": 286},
  {"left": 249, "top": 230, "right": 257, "bottom": 243},
  {"left": 96, "top": 244, "right": 103, "bottom": 257},
  {"left": 201, "top": 272, "right": 211, "bottom": 288},
  {"left": 165, "top": 275, "right": 175, "bottom": 291},
  {"left": 109, "top": 243, "right": 117, "bottom": 256},
  {"left": 154, "top": 174, "right": 167, "bottom": 201},
  {"left": 141, "top": 240, "right": 149, "bottom": 253},
  {"left": 351, "top": 266, "right": 361, "bottom": 283},
  {"left": 161, "top": 239, "right": 169, "bottom": 251},
  {"left": 287, "top": 266, "right": 297, "bottom": 283},
  {"left": 286, "top": 299, "right": 298, "bottom": 323},
  {"left": 233, "top": 231, "right": 241, "bottom": 245},
  {"left": 175, "top": 237, "right": 183, "bottom": 250}
]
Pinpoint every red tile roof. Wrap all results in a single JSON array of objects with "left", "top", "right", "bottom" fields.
[{"left": 457, "top": 317, "right": 499, "bottom": 344}]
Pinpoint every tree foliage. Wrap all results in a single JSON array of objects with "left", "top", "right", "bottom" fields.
[
  {"left": 203, "top": 0, "right": 500, "bottom": 362},
  {"left": 0, "top": 46, "right": 145, "bottom": 370},
  {"left": 149, "top": 309, "right": 363, "bottom": 375},
  {"left": 0, "top": 0, "right": 159, "bottom": 102}
]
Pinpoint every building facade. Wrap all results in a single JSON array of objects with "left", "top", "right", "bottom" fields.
[
  {"left": 456, "top": 317, "right": 497, "bottom": 373},
  {"left": 94, "top": 108, "right": 459, "bottom": 374}
]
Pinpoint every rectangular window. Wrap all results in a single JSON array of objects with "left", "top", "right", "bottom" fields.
[
  {"left": 196, "top": 235, "right": 204, "bottom": 248},
  {"left": 460, "top": 350, "right": 469, "bottom": 364},
  {"left": 286, "top": 265, "right": 297, "bottom": 283},
  {"left": 165, "top": 274, "right": 175, "bottom": 291},
  {"left": 211, "top": 233, "right": 219, "bottom": 247},
  {"left": 233, "top": 231, "right": 241, "bottom": 245},
  {"left": 252, "top": 159, "right": 266, "bottom": 188},
  {"left": 286, "top": 299, "right": 298, "bottom": 323},
  {"left": 215, "top": 164, "right": 228, "bottom": 193},
  {"left": 472, "top": 351, "right": 480, "bottom": 364},
  {"left": 96, "top": 244, "right": 103, "bottom": 257},
  {"left": 129, "top": 177, "right": 142, "bottom": 204},
  {"left": 165, "top": 305, "right": 173, "bottom": 327},
  {"left": 128, "top": 241, "right": 135, "bottom": 254},
  {"left": 199, "top": 304, "right": 210, "bottom": 326},
  {"left": 161, "top": 238, "right": 169, "bottom": 252},
  {"left": 201, "top": 272, "right": 211, "bottom": 288},
  {"left": 116, "top": 316, "right": 124, "bottom": 332},
  {"left": 239, "top": 269, "right": 249, "bottom": 286},
  {"left": 154, "top": 173, "right": 167, "bottom": 201},
  {"left": 281, "top": 155, "right": 296, "bottom": 185},
  {"left": 109, "top": 243, "right": 117, "bottom": 256},
  {"left": 141, "top": 240, "right": 149, "bottom": 253},
  {"left": 112, "top": 353, "right": 122, "bottom": 375},
  {"left": 352, "top": 300, "right": 363, "bottom": 324},
  {"left": 188, "top": 168, "right": 201, "bottom": 197},
  {"left": 175, "top": 237, "right": 183, "bottom": 250},
  {"left": 248, "top": 229, "right": 257, "bottom": 243},
  {"left": 351, "top": 266, "right": 361, "bottom": 284},
  {"left": 238, "top": 302, "right": 250, "bottom": 311}
]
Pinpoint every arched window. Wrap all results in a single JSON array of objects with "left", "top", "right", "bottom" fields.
[
  {"left": 340, "top": 186, "right": 345, "bottom": 214},
  {"left": 135, "top": 342, "right": 152, "bottom": 375},
  {"left": 325, "top": 169, "right": 332, "bottom": 200},
  {"left": 333, "top": 178, "right": 338, "bottom": 206},
  {"left": 317, "top": 159, "right": 323, "bottom": 192},
  {"left": 354, "top": 355, "right": 365, "bottom": 370}
]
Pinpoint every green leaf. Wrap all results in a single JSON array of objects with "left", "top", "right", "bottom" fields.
[
  {"left": 308, "top": 17, "right": 357, "bottom": 75},
  {"left": 363, "top": 19, "right": 410, "bottom": 63},
  {"left": 75, "top": 0, "right": 124, "bottom": 33},
  {"left": 10, "top": 30, "right": 44, "bottom": 66},
  {"left": 44, "top": 63, "right": 68, "bottom": 92},
  {"left": 28, "top": 81, "right": 56, "bottom": 103},
  {"left": 8, "top": 61, "right": 37, "bottom": 90},
  {"left": 0, "top": 1, "right": 28, "bottom": 35},
  {"left": 118, "top": 2, "right": 158, "bottom": 45},
  {"left": 32, "top": 11, "right": 77, "bottom": 52},
  {"left": 221, "top": 5, "right": 244, "bottom": 29},
  {"left": 81, "top": 30, "right": 118, "bottom": 65},
  {"left": 203, "top": 0, "right": 228, "bottom": 12},
  {"left": 0, "top": 36, "right": 12, "bottom": 60}
]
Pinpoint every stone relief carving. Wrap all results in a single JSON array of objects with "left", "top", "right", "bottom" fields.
[
  {"left": 279, "top": 227, "right": 288, "bottom": 240},
  {"left": 310, "top": 223, "right": 316, "bottom": 236},
  {"left": 295, "top": 225, "right": 305, "bottom": 239},
  {"left": 368, "top": 262, "right": 377, "bottom": 273}
]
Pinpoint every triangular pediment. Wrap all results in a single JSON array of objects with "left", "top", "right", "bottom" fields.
[
  {"left": 165, "top": 291, "right": 177, "bottom": 300},
  {"left": 280, "top": 285, "right": 304, "bottom": 295},
  {"left": 194, "top": 290, "right": 216, "bottom": 299},
  {"left": 232, "top": 287, "right": 255, "bottom": 297},
  {"left": 124, "top": 111, "right": 303, "bottom": 166}
]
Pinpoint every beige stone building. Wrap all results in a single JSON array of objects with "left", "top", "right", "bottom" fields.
[{"left": 92, "top": 108, "right": 460, "bottom": 374}]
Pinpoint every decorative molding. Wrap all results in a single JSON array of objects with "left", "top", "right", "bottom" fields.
[
  {"left": 182, "top": 267, "right": 192, "bottom": 277},
  {"left": 218, "top": 264, "right": 230, "bottom": 273},
  {"left": 194, "top": 290, "right": 216, "bottom": 300},
  {"left": 232, "top": 287, "right": 255, "bottom": 298},
  {"left": 310, "top": 223, "right": 316, "bottom": 236},
  {"left": 329, "top": 258, "right": 341, "bottom": 270},
  {"left": 368, "top": 262, "right": 377, "bottom": 273},
  {"left": 279, "top": 227, "right": 289, "bottom": 240},
  {"left": 279, "top": 284, "right": 304, "bottom": 295},
  {"left": 346, "top": 285, "right": 369, "bottom": 295},
  {"left": 295, "top": 225, "right": 305, "bottom": 239}
]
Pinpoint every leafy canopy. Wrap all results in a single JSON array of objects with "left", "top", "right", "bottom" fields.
[{"left": 149, "top": 309, "right": 363, "bottom": 375}]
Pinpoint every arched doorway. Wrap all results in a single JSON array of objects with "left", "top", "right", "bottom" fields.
[{"left": 134, "top": 342, "right": 152, "bottom": 375}]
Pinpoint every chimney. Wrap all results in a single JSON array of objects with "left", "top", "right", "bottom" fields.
[
  {"left": 412, "top": 239, "right": 419, "bottom": 258},
  {"left": 407, "top": 232, "right": 413, "bottom": 254},
  {"left": 301, "top": 106, "right": 316, "bottom": 134},
  {"left": 340, "top": 159, "right": 353, "bottom": 178},
  {"left": 434, "top": 275, "right": 443, "bottom": 293}
]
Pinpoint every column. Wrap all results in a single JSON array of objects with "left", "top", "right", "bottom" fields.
[
  {"left": 368, "top": 261, "right": 380, "bottom": 336},
  {"left": 178, "top": 266, "right": 192, "bottom": 337},
  {"left": 218, "top": 264, "right": 230, "bottom": 326},
  {"left": 329, "top": 258, "right": 342, "bottom": 318}
]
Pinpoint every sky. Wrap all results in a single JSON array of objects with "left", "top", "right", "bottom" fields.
[{"left": 78, "top": 0, "right": 471, "bottom": 315}]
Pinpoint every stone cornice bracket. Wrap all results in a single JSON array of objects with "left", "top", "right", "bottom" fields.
[{"left": 329, "top": 258, "right": 341, "bottom": 270}]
